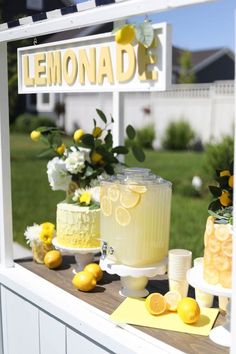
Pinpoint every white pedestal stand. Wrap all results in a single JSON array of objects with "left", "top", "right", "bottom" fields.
[
  {"left": 52, "top": 238, "right": 100, "bottom": 273},
  {"left": 100, "top": 257, "right": 167, "bottom": 298},
  {"left": 187, "top": 264, "right": 232, "bottom": 347}
]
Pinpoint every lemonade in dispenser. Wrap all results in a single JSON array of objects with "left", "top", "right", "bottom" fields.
[{"left": 100, "top": 168, "right": 172, "bottom": 267}]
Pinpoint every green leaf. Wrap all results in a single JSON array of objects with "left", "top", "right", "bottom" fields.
[
  {"left": 229, "top": 160, "right": 234, "bottom": 175},
  {"left": 132, "top": 145, "right": 145, "bottom": 162},
  {"left": 104, "top": 164, "right": 115, "bottom": 175},
  {"left": 208, "top": 199, "right": 222, "bottom": 212},
  {"left": 81, "top": 134, "right": 95, "bottom": 147},
  {"left": 215, "top": 176, "right": 230, "bottom": 188},
  {"left": 37, "top": 126, "right": 59, "bottom": 133},
  {"left": 126, "top": 125, "right": 136, "bottom": 140},
  {"left": 111, "top": 115, "right": 114, "bottom": 123},
  {"left": 37, "top": 148, "right": 54, "bottom": 158},
  {"left": 208, "top": 185, "right": 222, "bottom": 198},
  {"left": 135, "top": 22, "right": 154, "bottom": 48},
  {"left": 85, "top": 166, "right": 94, "bottom": 177},
  {"left": 112, "top": 146, "right": 129, "bottom": 155},
  {"left": 104, "top": 131, "right": 113, "bottom": 148},
  {"left": 96, "top": 109, "right": 107, "bottom": 124},
  {"left": 93, "top": 119, "right": 97, "bottom": 127}
]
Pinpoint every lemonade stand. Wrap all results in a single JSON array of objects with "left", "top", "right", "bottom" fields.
[{"left": 0, "top": 0, "right": 235, "bottom": 353}]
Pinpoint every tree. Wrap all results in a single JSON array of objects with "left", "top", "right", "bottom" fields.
[{"left": 178, "top": 51, "right": 196, "bottom": 84}]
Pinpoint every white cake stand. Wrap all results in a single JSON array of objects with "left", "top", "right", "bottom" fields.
[
  {"left": 100, "top": 257, "right": 167, "bottom": 298},
  {"left": 52, "top": 238, "right": 100, "bottom": 273},
  {"left": 187, "top": 264, "right": 232, "bottom": 347}
]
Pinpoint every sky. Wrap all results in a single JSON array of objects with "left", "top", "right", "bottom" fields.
[{"left": 76, "top": 0, "right": 235, "bottom": 51}]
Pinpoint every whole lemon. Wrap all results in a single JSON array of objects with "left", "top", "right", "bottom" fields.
[
  {"left": 115, "top": 25, "right": 135, "bottom": 45},
  {"left": 73, "top": 129, "right": 84, "bottom": 142},
  {"left": 219, "top": 191, "right": 232, "bottom": 207},
  {"left": 84, "top": 263, "right": 103, "bottom": 282},
  {"left": 44, "top": 250, "right": 62, "bottom": 269},
  {"left": 91, "top": 151, "right": 103, "bottom": 164},
  {"left": 72, "top": 270, "right": 97, "bottom": 292},
  {"left": 56, "top": 143, "right": 66, "bottom": 155},
  {"left": 177, "top": 297, "right": 200, "bottom": 324},
  {"left": 30, "top": 130, "right": 41, "bottom": 142},
  {"left": 92, "top": 127, "right": 102, "bottom": 138},
  {"left": 229, "top": 175, "right": 233, "bottom": 188}
]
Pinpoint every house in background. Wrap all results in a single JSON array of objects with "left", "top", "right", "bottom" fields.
[{"left": 172, "top": 46, "right": 235, "bottom": 83}]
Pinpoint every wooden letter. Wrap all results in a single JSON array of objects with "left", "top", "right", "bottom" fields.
[
  {"left": 116, "top": 44, "right": 136, "bottom": 83},
  {"left": 138, "top": 37, "right": 158, "bottom": 81},
  {"left": 97, "top": 47, "right": 114, "bottom": 85},
  {"left": 78, "top": 48, "right": 96, "bottom": 85},
  {"left": 47, "top": 51, "right": 62, "bottom": 85},
  {"left": 23, "top": 55, "right": 35, "bottom": 87},
  {"left": 63, "top": 49, "right": 78, "bottom": 86},
  {"left": 34, "top": 53, "right": 47, "bottom": 86}
]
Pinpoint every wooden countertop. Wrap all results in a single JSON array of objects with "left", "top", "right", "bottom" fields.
[{"left": 16, "top": 255, "right": 228, "bottom": 354}]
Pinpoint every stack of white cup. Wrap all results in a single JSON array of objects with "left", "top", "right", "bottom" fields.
[{"left": 168, "top": 249, "right": 192, "bottom": 298}]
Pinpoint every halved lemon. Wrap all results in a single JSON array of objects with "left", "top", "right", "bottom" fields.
[
  {"left": 164, "top": 290, "right": 182, "bottom": 312},
  {"left": 128, "top": 184, "right": 147, "bottom": 194},
  {"left": 120, "top": 189, "right": 140, "bottom": 209},
  {"left": 101, "top": 196, "right": 112, "bottom": 216},
  {"left": 115, "top": 206, "right": 131, "bottom": 226},
  {"left": 108, "top": 185, "right": 120, "bottom": 202},
  {"left": 145, "top": 293, "right": 167, "bottom": 315}
]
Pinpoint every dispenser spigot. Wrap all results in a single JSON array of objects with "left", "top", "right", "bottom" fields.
[{"left": 101, "top": 241, "right": 108, "bottom": 259}]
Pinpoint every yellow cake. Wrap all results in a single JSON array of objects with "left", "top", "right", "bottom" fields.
[
  {"left": 56, "top": 203, "right": 100, "bottom": 248},
  {"left": 203, "top": 216, "right": 232, "bottom": 288}
]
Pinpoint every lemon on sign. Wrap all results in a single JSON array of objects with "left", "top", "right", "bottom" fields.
[
  {"left": 120, "top": 189, "right": 140, "bottom": 209},
  {"left": 145, "top": 293, "right": 167, "bottom": 315},
  {"left": 72, "top": 270, "right": 97, "bottom": 292},
  {"left": 177, "top": 297, "right": 200, "bottom": 324},
  {"left": 101, "top": 195, "right": 112, "bottom": 216},
  {"left": 115, "top": 206, "right": 131, "bottom": 226},
  {"left": 84, "top": 263, "right": 103, "bottom": 282},
  {"left": 44, "top": 250, "right": 62, "bottom": 269},
  {"left": 115, "top": 25, "right": 135, "bottom": 45}
]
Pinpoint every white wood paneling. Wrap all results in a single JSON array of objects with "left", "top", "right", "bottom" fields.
[
  {"left": 40, "top": 311, "right": 66, "bottom": 354},
  {"left": 0, "top": 42, "right": 14, "bottom": 267},
  {"left": 1, "top": 286, "right": 40, "bottom": 354},
  {"left": 67, "top": 327, "right": 112, "bottom": 354},
  {"left": 0, "top": 0, "right": 214, "bottom": 43}
]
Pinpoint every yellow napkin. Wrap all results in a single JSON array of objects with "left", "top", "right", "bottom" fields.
[{"left": 110, "top": 297, "right": 219, "bottom": 336}]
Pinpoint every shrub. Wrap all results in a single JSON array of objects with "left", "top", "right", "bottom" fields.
[
  {"left": 162, "top": 120, "right": 195, "bottom": 150},
  {"left": 204, "top": 136, "right": 234, "bottom": 178},
  {"left": 136, "top": 123, "right": 155, "bottom": 149},
  {"left": 12, "top": 114, "right": 56, "bottom": 133}
]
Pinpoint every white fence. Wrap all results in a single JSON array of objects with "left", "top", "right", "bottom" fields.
[{"left": 63, "top": 80, "right": 234, "bottom": 148}]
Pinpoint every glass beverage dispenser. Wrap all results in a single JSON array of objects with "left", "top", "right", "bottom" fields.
[{"left": 100, "top": 168, "right": 172, "bottom": 267}]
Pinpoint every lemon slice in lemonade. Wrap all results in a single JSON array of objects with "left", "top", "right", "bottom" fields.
[
  {"left": 120, "top": 189, "right": 140, "bottom": 209},
  {"left": 108, "top": 185, "right": 120, "bottom": 202},
  {"left": 101, "top": 196, "right": 112, "bottom": 216},
  {"left": 128, "top": 184, "right": 147, "bottom": 194},
  {"left": 115, "top": 206, "right": 131, "bottom": 226}
]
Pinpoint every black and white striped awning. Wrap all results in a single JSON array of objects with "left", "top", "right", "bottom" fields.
[{"left": 0, "top": 0, "right": 122, "bottom": 31}]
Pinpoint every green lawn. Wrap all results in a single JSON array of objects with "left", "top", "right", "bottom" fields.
[{"left": 11, "top": 133, "right": 211, "bottom": 259}]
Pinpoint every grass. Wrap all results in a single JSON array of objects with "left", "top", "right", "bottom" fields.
[{"left": 11, "top": 134, "right": 211, "bottom": 259}]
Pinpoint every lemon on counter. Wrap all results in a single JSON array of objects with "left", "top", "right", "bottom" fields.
[
  {"left": 84, "top": 263, "right": 103, "bottom": 282},
  {"left": 72, "top": 270, "right": 97, "bottom": 292},
  {"left": 177, "top": 297, "right": 200, "bottom": 324},
  {"left": 44, "top": 250, "right": 62, "bottom": 269}
]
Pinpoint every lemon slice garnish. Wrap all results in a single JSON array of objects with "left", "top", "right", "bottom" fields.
[
  {"left": 128, "top": 184, "right": 147, "bottom": 194},
  {"left": 115, "top": 206, "right": 131, "bottom": 226},
  {"left": 108, "top": 185, "right": 120, "bottom": 202},
  {"left": 120, "top": 189, "right": 140, "bottom": 209},
  {"left": 101, "top": 196, "right": 112, "bottom": 216}
]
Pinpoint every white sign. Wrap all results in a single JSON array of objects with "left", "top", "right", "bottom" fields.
[
  {"left": 17, "top": 23, "right": 172, "bottom": 93},
  {"left": 27, "top": 0, "right": 43, "bottom": 11}
]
